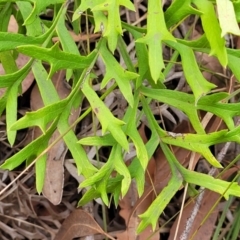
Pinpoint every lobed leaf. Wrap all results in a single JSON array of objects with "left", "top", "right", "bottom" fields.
[
  {"left": 56, "top": 13, "right": 80, "bottom": 79},
  {"left": 0, "top": 59, "right": 32, "bottom": 88},
  {"left": 58, "top": 111, "right": 98, "bottom": 177},
  {"left": 141, "top": 95, "right": 224, "bottom": 168},
  {"left": 80, "top": 144, "right": 131, "bottom": 203},
  {"left": 162, "top": 142, "right": 240, "bottom": 200},
  {"left": 138, "top": 171, "right": 182, "bottom": 232},
  {"left": 140, "top": 86, "right": 204, "bottom": 133},
  {"left": 10, "top": 99, "right": 68, "bottom": 132},
  {"left": 99, "top": 39, "right": 137, "bottom": 107},
  {"left": 16, "top": 43, "right": 98, "bottom": 78},
  {"left": 137, "top": 0, "right": 175, "bottom": 82},
  {"left": 92, "top": 0, "right": 135, "bottom": 52},
  {"left": 165, "top": 41, "right": 216, "bottom": 104},
  {"left": 81, "top": 81, "right": 129, "bottom": 151},
  {"left": 0, "top": 121, "right": 56, "bottom": 170},
  {"left": 141, "top": 86, "right": 240, "bottom": 132}
]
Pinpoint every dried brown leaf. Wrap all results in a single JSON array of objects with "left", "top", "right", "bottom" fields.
[{"left": 54, "top": 209, "right": 115, "bottom": 240}]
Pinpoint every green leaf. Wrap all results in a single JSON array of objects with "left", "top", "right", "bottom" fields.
[
  {"left": 0, "top": 56, "right": 32, "bottom": 146},
  {"left": 32, "top": 60, "right": 97, "bottom": 189},
  {"left": 227, "top": 49, "right": 240, "bottom": 81},
  {"left": 0, "top": 2, "right": 67, "bottom": 52},
  {"left": 141, "top": 95, "right": 224, "bottom": 168},
  {"left": 140, "top": 86, "right": 205, "bottom": 133},
  {"left": 193, "top": 0, "right": 227, "bottom": 66},
  {"left": 136, "top": 0, "right": 175, "bottom": 82},
  {"left": 0, "top": 121, "right": 56, "bottom": 170},
  {"left": 32, "top": 60, "right": 60, "bottom": 105},
  {"left": 183, "top": 169, "right": 240, "bottom": 199},
  {"left": 80, "top": 144, "right": 131, "bottom": 200},
  {"left": 16, "top": 43, "right": 98, "bottom": 78},
  {"left": 177, "top": 38, "right": 240, "bottom": 82},
  {"left": 0, "top": 59, "right": 32, "bottom": 88},
  {"left": 162, "top": 142, "right": 240, "bottom": 200},
  {"left": 138, "top": 141, "right": 183, "bottom": 233},
  {"left": 99, "top": 39, "right": 137, "bottom": 107},
  {"left": 138, "top": 174, "right": 182, "bottom": 232},
  {"left": 23, "top": 0, "right": 65, "bottom": 25},
  {"left": 56, "top": 12, "right": 80, "bottom": 79},
  {"left": 78, "top": 177, "right": 122, "bottom": 206},
  {"left": 197, "top": 94, "right": 240, "bottom": 130},
  {"left": 17, "top": 1, "right": 48, "bottom": 37},
  {"left": 0, "top": 32, "right": 43, "bottom": 51},
  {"left": 0, "top": 2, "right": 11, "bottom": 32},
  {"left": 216, "top": 0, "right": 240, "bottom": 36},
  {"left": 111, "top": 145, "right": 131, "bottom": 197},
  {"left": 6, "top": 81, "right": 19, "bottom": 146},
  {"left": 10, "top": 99, "right": 68, "bottom": 132},
  {"left": 165, "top": 0, "right": 202, "bottom": 29},
  {"left": 233, "top": 0, "right": 240, "bottom": 22},
  {"left": 72, "top": 0, "right": 107, "bottom": 36},
  {"left": 35, "top": 151, "right": 47, "bottom": 194},
  {"left": 58, "top": 110, "right": 98, "bottom": 177},
  {"left": 72, "top": 0, "right": 104, "bottom": 20},
  {"left": 92, "top": 0, "right": 135, "bottom": 52},
  {"left": 123, "top": 93, "right": 148, "bottom": 170},
  {"left": 0, "top": 50, "right": 18, "bottom": 75},
  {"left": 141, "top": 86, "right": 240, "bottom": 132},
  {"left": 165, "top": 41, "right": 216, "bottom": 104},
  {"left": 78, "top": 134, "right": 116, "bottom": 146},
  {"left": 81, "top": 80, "right": 129, "bottom": 151},
  {"left": 123, "top": 22, "right": 166, "bottom": 89},
  {"left": 178, "top": 34, "right": 210, "bottom": 49}
]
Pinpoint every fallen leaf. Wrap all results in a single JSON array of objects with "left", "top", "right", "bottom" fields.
[{"left": 54, "top": 209, "right": 115, "bottom": 240}]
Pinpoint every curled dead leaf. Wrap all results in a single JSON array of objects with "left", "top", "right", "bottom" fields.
[{"left": 54, "top": 209, "right": 115, "bottom": 240}]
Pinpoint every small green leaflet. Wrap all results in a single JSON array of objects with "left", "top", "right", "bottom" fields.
[
  {"left": 165, "top": 41, "right": 216, "bottom": 104},
  {"left": 137, "top": 0, "right": 175, "bottom": 82},
  {"left": 80, "top": 144, "right": 131, "bottom": 205},
  {"left": 10, "top": 99, "right": 68, "bottom": 133},
  {"left": 81, "top": 80, "right": 129, "bottom": 151},
  {"left": 99, "top": 39, "right": 137, "bottom": 107},
  {"left": 92, "top": 0, "right": 135, "bottom": 52}
]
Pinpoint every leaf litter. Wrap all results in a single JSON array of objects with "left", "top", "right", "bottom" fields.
[{"left": 0, "top": 1, "right": 240, "bottom": 239}]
